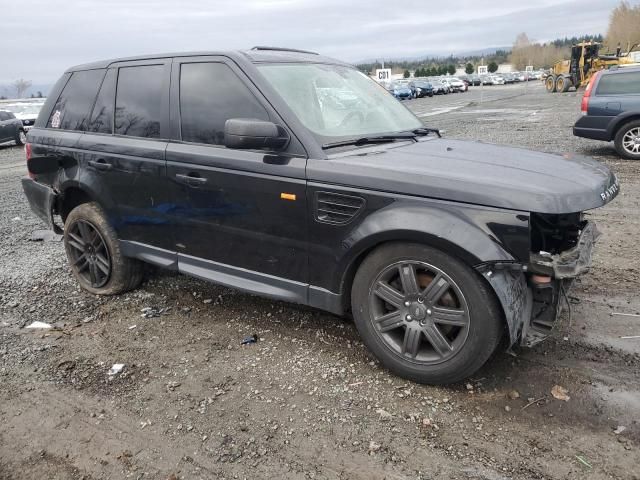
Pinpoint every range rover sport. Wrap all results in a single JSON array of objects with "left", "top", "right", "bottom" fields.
[{"left": 22, "top": 47, "right": 619, "bottom": 384}]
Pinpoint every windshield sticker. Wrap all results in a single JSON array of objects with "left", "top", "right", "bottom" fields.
[{"left": 50, "top": 110, "right": 61, "bottom": 128}]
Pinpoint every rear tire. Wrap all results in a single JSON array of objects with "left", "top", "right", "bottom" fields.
[
  {"left": 351, "top": 243, "right": 504, "bottom": 384},
  {"left": 614, "top": 120, "right": 640, "bottom": 160},
  {"left": 545, "top": 75, "right": 557, "bottom": 93},
  {"left": 64, "top": 202, "right": 144, "bottom": 295},
  {"left": 556, "top": 76, "right": 570, "bottom": 93}
]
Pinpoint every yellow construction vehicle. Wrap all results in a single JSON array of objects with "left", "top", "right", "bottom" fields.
[{"left": 545, "top": 41, "right": 639, "bottom": 93}]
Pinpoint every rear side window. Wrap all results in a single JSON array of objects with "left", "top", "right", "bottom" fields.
[
  {"left": 47, "top": 69, "right": 105, "bottom": 131},
  {"left": 179, "top": 62, "right": 269, "bottom": 145},
  {"left": 596, "top": 71, "right": 640, "bottom": 95},
  {"left": 88, "top": 69, "right": 117, "bottom": 134},
  {"left": 115, "top": 65, "right": 163, "bottom": 138},
  {"left": 0, "top": 112, "right": 10, "bottom": 121}
]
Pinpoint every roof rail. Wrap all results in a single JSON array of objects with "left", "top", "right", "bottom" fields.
[{"left": 250, "top": 46, "right": 319, "bottom": 55}]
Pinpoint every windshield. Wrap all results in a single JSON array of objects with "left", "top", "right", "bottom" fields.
[{"left": 257, "top": 63, "right": 422, "bottom": 142}]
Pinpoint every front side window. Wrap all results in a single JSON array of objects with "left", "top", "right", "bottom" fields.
[
  {"left": 0, "top": 112, "right": 9, "bottom": 121},
  {"left": 115, "top": 65, "right": 163, "bottom": 138},
  {"left": 596, "top": 71, "right": 640, "bottom": 95},
  {"left": 257, "top": 63, "right": 422, "bottom": 143},
  {"left": 47, "top": 69, "right": 105, "bottom": 131},
  {"left": 180, "top": 62, "right": 269, "bottom": 145}
]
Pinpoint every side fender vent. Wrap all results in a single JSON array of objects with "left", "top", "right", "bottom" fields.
[{"left": 314, "top": 191, "right": 365, "bottom": 225}]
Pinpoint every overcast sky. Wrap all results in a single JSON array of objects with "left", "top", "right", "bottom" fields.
[{"left": 1, "top": 0, "right": 623, "bottom": 85}]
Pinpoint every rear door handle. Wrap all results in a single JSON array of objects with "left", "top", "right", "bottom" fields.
[
  {"left": 88, "top": 159, "right": 113, "bottom": 171},
  {"left": 175, "top": 173, "right": 207, "bottom": 186}
]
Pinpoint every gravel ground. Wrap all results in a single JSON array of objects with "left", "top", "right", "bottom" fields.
[{"left": 1, "top": 83, "right": 639, "bottom": 480}]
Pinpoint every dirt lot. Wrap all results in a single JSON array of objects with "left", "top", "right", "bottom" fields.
[{"left": 1, "top": 83, "right": 639, "bottom": 480}]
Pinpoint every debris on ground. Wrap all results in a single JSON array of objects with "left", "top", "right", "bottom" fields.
[
  {"left": 613, "top": 426, "right": 627, "bottom": 435},
  {"left": 56, "top": 360, "right": 76, "bottom": 371},
  {"left": 611, "top": 312, "right": 640, "bottom": 318},
  {"left": 575, "top": 455, "right": 592, "bottom": 469},
  {"left": 368, "top": 441, "right": 382, "bottom": 454},
  {"left": 521, "top": 396, "right": 547, "bottom": 410},
  {"left": 29, "top": 230, "right": 63, "bottom": 242},
  {"left": 376, "top": 408, "right": 393, "bottom": 421},
  {"left": 620, "top": 335, "right": 640, "bottom": 339},
  {"left": 108, "top": 364, "right": 125, "bottom": 376},
  {"left": 25, "top": 321, "right": 52, "bottom": 329},
  {"left": 551, "top": 385, "right": 570, "bottom": 402},
  {"left": 507, "top": 389, "right": 520, "bottom": 400},
  {"left": 241, "top": 334, "right": 258, "bottom": 345},
  {"left": 140, "top": 307, "right": 171, "bottom": 318}
]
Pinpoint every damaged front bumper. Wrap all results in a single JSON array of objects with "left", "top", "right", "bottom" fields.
[
  {"left": 477, "top": 221, "right": 600, "bottom": 347},
  {"left": 529, "top": 221, "right": 601, "bottom": 279}
]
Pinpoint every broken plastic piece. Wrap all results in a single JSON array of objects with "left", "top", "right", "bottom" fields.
[
  {"left": 241, "top": 334, "right": 258, "bottom": 345},
  {"left": 25, "top": 321, "right": 52, "bottom": 329},
  {"left": 108, "top": 364, "right": 125, "bottom": 376}
]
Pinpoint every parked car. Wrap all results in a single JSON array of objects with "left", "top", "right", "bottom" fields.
[
  {"left": 442, "top": 77, "right": 466, "bottom": 92},
  {"left": 0, "top": 110, "right": 27, "bottom": 145},
  {"left": 502, "top": 73, "right": 516, "bottom": 84},
  {"left": 3, "top": 102, "right": 46, "bottom": 131},
  {"left": 389, "top": 82, "right": 413, "bottom": 100},
  {"left": 409, "top": 81, "right": 434, "bottom": 98},
  {"left": 470, "top": 75, "right": 482, "bottom": 86},
  {"left": 490, "top": 75, "right": 506, "bottom": 85},
  {"left": 22, "top": 47, "right": 619, "bottom": 385},
  {"left": 573, "top": 66, "right": 640, "bottom": 159},
  {"left": 480, "top": 75, "right": 493, "bottom": 85},
  {"left": 431, "top": 80, "right": 449, "bottom": 94}
]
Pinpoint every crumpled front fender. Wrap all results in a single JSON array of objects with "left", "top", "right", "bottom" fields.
[{"left": 476, "top": 263, "right": 532, "bottom": 346}]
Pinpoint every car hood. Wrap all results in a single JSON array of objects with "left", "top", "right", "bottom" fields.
[{"left": 309, "top": 138, "right": 619, "bottom": 214}]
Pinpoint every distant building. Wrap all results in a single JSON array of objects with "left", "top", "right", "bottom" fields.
[{"left": 497, "top": 64, "right": 514, "bottom": 73}]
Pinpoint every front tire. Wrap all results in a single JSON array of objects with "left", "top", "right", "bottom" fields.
[
  {"left": 15, "top": 129, "right": 26, "bottom": 146},
  {"left": 614, "top": 120, "right": 640, "bottom": 160},
  {"left": 351, "top": 243, "right": 504, "bottom": 384},
  {"left": 64, "top": 202, "right": 144, "bottom": 295}
]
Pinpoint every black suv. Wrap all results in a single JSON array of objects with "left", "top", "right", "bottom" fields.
[
  {"left": 574, "top": 66, "right": 640, "bottom": 159},
  {"left": 22, "top": 47, "right": 619, "bottom": 384}
]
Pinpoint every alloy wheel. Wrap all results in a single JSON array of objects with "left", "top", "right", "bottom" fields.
[
  {"left": 66, "top": 220, "right": 111, "bottom": 288},
  {"left": 622, "top": 127, "right": 640, "bottom": 155},
  {"left": 368, "top": 261, "right": 470, "bottom": 365}
]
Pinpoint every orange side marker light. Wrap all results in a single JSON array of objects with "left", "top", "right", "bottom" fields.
[{"left": 280, "top": 193, "right": 296, "bottom": 201}]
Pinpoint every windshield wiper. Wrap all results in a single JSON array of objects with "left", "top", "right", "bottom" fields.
[
  {"left": 412, "top": 127, "right": 442, "bottom": 138},
  {"left": 322, "top": 134, "right": 416, "bottom": 150}
]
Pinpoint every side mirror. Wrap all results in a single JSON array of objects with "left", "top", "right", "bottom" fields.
[{"left": 224, "top": 118, "right": 289, "bottom": 150}]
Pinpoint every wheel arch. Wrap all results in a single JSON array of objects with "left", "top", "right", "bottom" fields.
[
  {"left": 336, "top": 225, "right": 515, "bottom": 315},
  {"left": 57, "top": 182, "right": 96, "bottom": 224},
  {"left": 608, "top": 113, "right": 640, "bottom": 142}
]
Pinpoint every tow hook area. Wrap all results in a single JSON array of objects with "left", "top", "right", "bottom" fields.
[{"left": 476, "top": 263, "right": 532, "bottom": 346}]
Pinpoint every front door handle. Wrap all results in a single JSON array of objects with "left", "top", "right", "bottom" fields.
[
  {"left": 175, "top": 173, "right": 207, "bottom": 186},
  {"left": 88, "top": 159, "right": 113, "bottom": 171}
]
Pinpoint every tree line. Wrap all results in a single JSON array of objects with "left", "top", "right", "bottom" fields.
[{"left": 359, "top": 1, "right": 639, "bottom": 75}]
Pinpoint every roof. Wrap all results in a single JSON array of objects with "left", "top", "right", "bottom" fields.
[
  {"left": 66, "top": 47, "right": 350, "bottom": 72},
  {"left": 603, "top": 64, "right": 640, "bottom": 74}
]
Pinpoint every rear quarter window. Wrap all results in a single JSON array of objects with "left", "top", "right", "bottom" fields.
[
  {"left": 596, "top": 71, "right": 640, "bottom": 95},
  {"left": 47, "top": 69, "right": 106, "bottom": 131}
]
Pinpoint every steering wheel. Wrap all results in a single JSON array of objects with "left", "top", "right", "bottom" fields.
[{"left": 339, "top": 111, "right": 365, "bottom": 128}]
